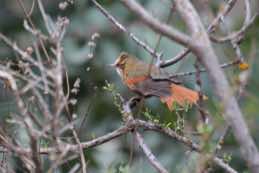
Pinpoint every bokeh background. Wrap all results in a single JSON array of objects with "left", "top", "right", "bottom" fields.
[{"left": 0, "top": 0, "right": 259, "bottom": 172}]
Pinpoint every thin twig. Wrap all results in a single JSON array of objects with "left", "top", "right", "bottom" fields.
[
  {"left": 213, "top": 157, "right": 238, "bottom": 173},
  {"left": 208, "top": 0, "right": 238, "bottom": 32},
  {"left": 169, "top": 59, "right": 240, "bottom": 78},
  {"left": 0, "top": 32, "right": 40, "bottom": 67},
  {"left": 135, "top": 131, "right": 169, "bottom": 173},
  {"left": 91, "top": 0, "right": 160, "bottom": 59},
  {"left": 17, "top": 0, "right": 51, "bottom": 61},
  {"left": 210, "top": 13, "right": 258, "bottom": 43}
]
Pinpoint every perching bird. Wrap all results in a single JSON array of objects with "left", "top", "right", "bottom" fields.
[{"left": 111, "top": 52, "right": 200, "bottom": 111}]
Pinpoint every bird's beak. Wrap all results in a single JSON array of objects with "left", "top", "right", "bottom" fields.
[{"left": 108, "top": 63, "right": 116, "bottom": 67}]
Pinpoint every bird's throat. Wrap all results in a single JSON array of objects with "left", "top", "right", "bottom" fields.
[{"left": 115, "top": 68, "right": 124, "bottom": 79}]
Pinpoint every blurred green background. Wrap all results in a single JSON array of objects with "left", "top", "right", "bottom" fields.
[{"left": 0, "top": 0, "right": 259, "bottom": 172}]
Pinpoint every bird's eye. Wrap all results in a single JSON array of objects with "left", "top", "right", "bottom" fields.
[
  {"left": 120, "top": 53, "right": 128, "bottom": 60},
  {"left": 121, "top": 54, "right": 127, "bottom": 59},
  {"left": 116, "top": 52, "right": 128, "bottom": 68}
]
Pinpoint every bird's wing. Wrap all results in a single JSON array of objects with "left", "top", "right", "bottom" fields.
[{"left": 131, "top": 77, "right": 172, "bottom": 97}]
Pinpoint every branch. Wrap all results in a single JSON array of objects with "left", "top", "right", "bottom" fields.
[
  {"left": 160, "top": 48, "right": 191, "bottom": 68},
  {"left": 121, "top": 98, "right": 169, "bottom": 173},
  {"left": 213, "top": 157, "right": 238, "bottom": 173},
  {"left": 207, "top": 0, "right": 237, "bottom": 32},
  {"left": 0, "top": 32, "right": 40, "bottom": 67},
  {"left": 210, "top": 13, "right": 258, "bottom": 43},
  {"left": 174, "top": 0, "right": 259, "bottom": 172},
  {"left": 169, "top": 59, "right": 240, "bottom": 78},
  {"left": 135, "top": 131, "right": 169, "bottom": 173},
  {"left": 0, "top": 68, "right": 237, "bottom": 173},
  {"left": 91, "top": 0, "right": 160, "bottom": 59},
  {"left": 0, "top": 116, "right": 238, "bottom": 173},
  {"left": 134, "top": 119, "right": 200, "bottom": 151},
  {"left": 121, "top": 0, "right": 192, "bottom": 47},
  {"left": 160, "top": 0, "right": 238, "bottom": 68},
  {"left": 121, "top": 97, "right": 237, "bottom": 173}
]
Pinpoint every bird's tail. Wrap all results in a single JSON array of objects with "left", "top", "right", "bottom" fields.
[{"left": 160, "top": 84, "right": 200, "bottom": 111}]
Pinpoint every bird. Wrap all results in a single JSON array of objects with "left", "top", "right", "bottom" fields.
[{"left": 111, "top": 52, "right": 201, "bottom": 111}]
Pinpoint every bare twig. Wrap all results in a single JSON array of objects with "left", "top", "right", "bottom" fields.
[
  {"left": 135, "top": 132, "right": 169, "bottom": 173},
  {"left": 28, "top": 131, "right": 42, "bottom": 173},
  {"left": 209, "top": 0, "right": 257, "bottom": 66},
  {"left": 0, "top": 33, "right": 40, "bottom": 67},
  {"left": 0, "top": 67, "right": 43, "bottom": 172},
  {"left": 208, "top": 0, "right": 237, "bottom": 32},
  {"left": 169, "top": 59, "right": 240, "bottom": 78},
  {"left": 210, "top": 13, "right": 258, "bottom": 43},
  {"left": 68, "top": 163, "right": 80, "bottom": 173},
  {"left": 150, "top": 2, "right": 175, "bottom": 70},
  {"left": 33, "top": 43, "right": 49, "bottom": 94},
  {"left": 159, "top": 48, "right": 191, "bottom": 68},
  {"left": 213, "top": 157, "right": 238, "bottom": 173},
  {"left": 17, "top": 0, "right": 51, "bottom": 61},
  {"left": 91, "top": 0, "right": 160, "bottom": 59}
]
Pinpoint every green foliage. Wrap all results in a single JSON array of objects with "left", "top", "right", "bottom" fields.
[
  {"left": 171, "top": 101, "right": 192, "bottom": 112},
  {"left": 197, "top": 123, "right": 213, "bottom": 135},
  {"left": 103, "top": 80, "right": 123, "bottom": 112},
  {"left": 173, "top": 111, "right": 185, "bottom": 134},
  {"left": 223, "top": 153, "right": 232, "bottom": 163},
  {"left": 40, "top": 138, "right": 50, "bottom": 148},
  {"left": 142, "top": 107, "right": 186, "bottom": 134}
]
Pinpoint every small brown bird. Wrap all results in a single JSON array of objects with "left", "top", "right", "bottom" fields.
[{"left": 111, "top": 52, "right": 200, "bottom": 111}]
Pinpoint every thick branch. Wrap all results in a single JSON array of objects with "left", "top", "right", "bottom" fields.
[
  {"left": 121, "top": 0, "right": 192, "bottom": 47},
  {"left": 174, "top": 0, "right": 259, "bottom": 172},
  {"left": 135, "top": 131, "right": 169, "bottom": 173}
]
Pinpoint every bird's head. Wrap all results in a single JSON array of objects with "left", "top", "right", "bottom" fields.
[{"left": 110, "top": 52, "right": 131, "bottom": 77}]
